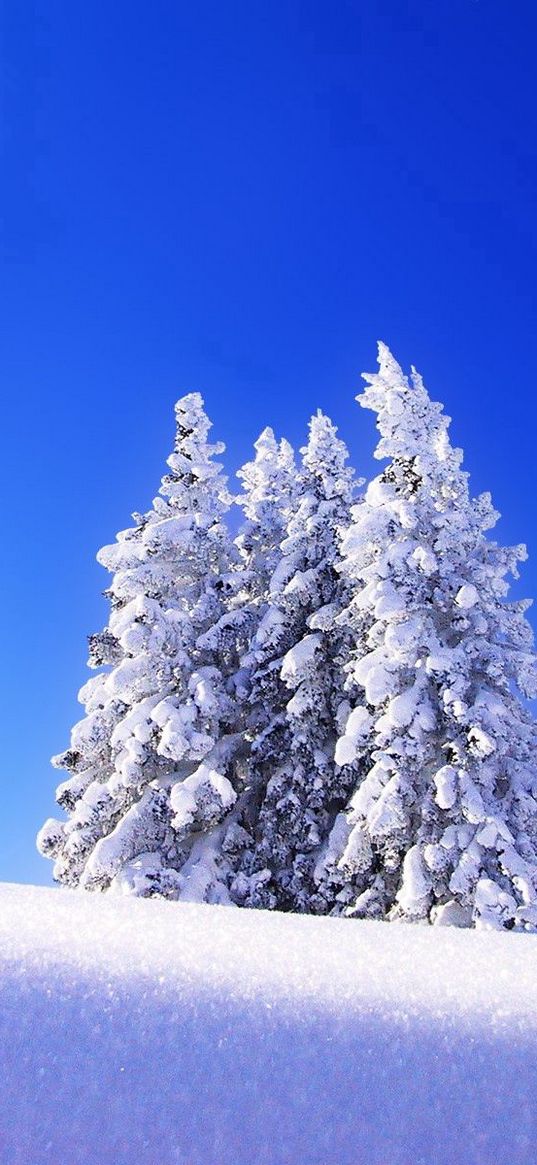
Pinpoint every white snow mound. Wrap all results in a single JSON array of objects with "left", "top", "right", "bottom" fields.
[{"left": 2, "top": 882, "right": 537, "bottom": 1164}]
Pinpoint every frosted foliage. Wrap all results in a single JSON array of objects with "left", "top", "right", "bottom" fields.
[
  {"left": 228, "top": 427, "right": 299, "bottom": 660},
  {"left": 236, "top": 429, "right": 297, "bottom": 584},
  {"left": 37, "top": 394, "right": 241, "bottom": 900},
  {"left": 37, "top": 348, "right": 537, "bottom": 930},
  {"left": 317, "top": 344, "right": 537, "bottom": 930},
  {"left": 170, "top": 764, "right": 236, "bottom": 836},
  {"left": 228, "top": 411, "right": 359, "bottom": 913}
]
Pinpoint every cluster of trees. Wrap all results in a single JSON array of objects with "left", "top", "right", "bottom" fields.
[{"left": 38, "top": 345, "right": 537, "bottom": 930}]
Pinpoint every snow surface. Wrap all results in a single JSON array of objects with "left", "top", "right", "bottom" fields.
[{"left": 2, "top": 884, "right": 537, "bottom": 1165}]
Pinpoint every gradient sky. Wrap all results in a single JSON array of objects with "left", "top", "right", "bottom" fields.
[{"left": 2, "top": 0, "right": 537, "bottom": 886}]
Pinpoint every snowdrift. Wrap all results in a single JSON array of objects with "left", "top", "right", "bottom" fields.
[{"left": 1, "top": 884, "right": 537, "bottom": 1164}]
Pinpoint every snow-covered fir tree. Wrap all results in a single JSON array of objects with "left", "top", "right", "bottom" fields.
[
  {"left": 194, "top": 426, "right": 298, "bottom": 661},
  {"left": 38, "top": 394, "right": 241, "bottom": 899},
  {"left": 228, "top": 411, "right": 358, "bottom": 911},
  {"left": 315, "top": 344, "right": 537, "bottom": 930},
  {"left": 177, "top": 425, "right": 301, "bottom": 898},
  {"left": 213, "top": 428, "right": 299, "bottom": 887},
  {"left": 236, "top": 428, "right": 296, "bottom": 585}
]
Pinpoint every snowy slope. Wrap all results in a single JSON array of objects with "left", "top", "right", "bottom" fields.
[{"left": 2, "top": 884, "right": 537, "bottom": 1165}]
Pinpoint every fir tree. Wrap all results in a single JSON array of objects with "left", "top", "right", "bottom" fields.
[
  {"left": 218, "top": 427, "right": 300, "bottom": 892},
  {"left": 171, "top": 426, "right": 299, "bottom": 900},
  {"left": 37, "top": 394, "right": 239, "bottom": 898},
  {"left": 235, "top": 428, "right": 297, "bottom": 599},
  {"left": 220, "top": 427, "right": 299, "bottom": 666},
  {"left": 229, "top": 412, "right": 357, "bottom": 911},
  {"left": 316, "top": 345, "right": 537, "bottom": 930}
]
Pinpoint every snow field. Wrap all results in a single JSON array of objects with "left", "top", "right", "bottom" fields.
[{"left": 2, "top": 883, "right": 537, "bottom": 1164}]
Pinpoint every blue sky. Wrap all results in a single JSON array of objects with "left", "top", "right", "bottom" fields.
[{"left": 1, "top": 0, "right": 537, "bottom": 885}]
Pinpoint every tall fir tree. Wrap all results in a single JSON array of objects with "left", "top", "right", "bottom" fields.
[
  {"left": 222, "top": 427, "right": 299, "bottom": 664},
  {"left": 235, "top": 428, "right": 297, "bottom": 599},
  {"left": 172, "top": 426, "right": 299, "bottom": 900},
  {"left": 38, "top": 394, "right": 240, "bottom": 898},
  {"left": 217, "top": 427, "right": 300, "bottom": 889},
  {"left": 228, "top": 412, "right": 358, "bottom": 911},
  {"left": 316, "top": 345, "right": 537, "bottom": 930}
]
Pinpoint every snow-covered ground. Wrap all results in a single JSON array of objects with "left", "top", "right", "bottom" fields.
[{"left": 2, "top": 884, "right": 537, "bottom": 1164}]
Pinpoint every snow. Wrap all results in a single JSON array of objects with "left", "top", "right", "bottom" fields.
[
  {"left": 335, "top": 708, "right": 374, "bottom": 767},
  {"left": 353, "top": 651, "right": 395, "bottom": 705},
  {"left": 455, "top": 583, "right": 479, "bottom": 609},
  {"left": 170, "top": 764, "right": 237, "bottom": 833},
  {"left": 2, "top": 884, "right": 537, "bottom": 1165},
  {"left": 345, "top": 704, "right": 373, "bottom": 738},
  {"left": 280, "top": 632, "right": 321, "bottom": 683},
  {"left": 410, "top": 544, "right": 437, "bottom": 574},
  {"left": 383, "top": 683, "right": 422, "bottom": 728},
  {"left": 434, "top": 763, "right": 458, "bottom": 809},
  {"left": 334, "top": 734, "right": 358, "bottom": 766},
  {"left": 468, "top": 725, "right": 496, "bottom": 756},
  {"left": 396, "top": 844, "right": 430, "bottom": 914}
]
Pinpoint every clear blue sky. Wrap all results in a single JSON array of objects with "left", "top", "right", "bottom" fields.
[{"left": 1, "top": 0, "right": 536, "bottom": 886}]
